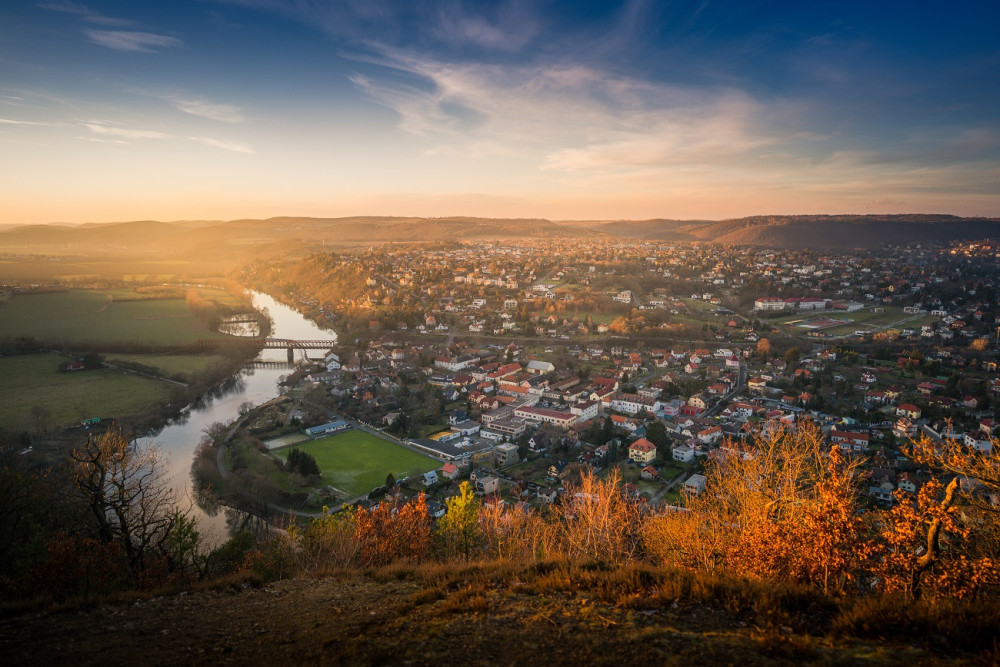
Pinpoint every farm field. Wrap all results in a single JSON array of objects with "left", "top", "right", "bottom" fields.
[
  {"left": 0, "top": 290, "right": 230, "bottom": 345},
  {"left": 0, "top": 255, "right": 233, "bottom": 283},
  {"left": 101, "top": 287, "right": 186, "bottom": 301},
  {"left": 103, "top": 353, "right": 228, "bottom": 379},
  {"left": 277, "top": 429, "right": 439, "bottom": 497},
  {"left": 0, "top": 353, "right": 177, "bottom": 429}
]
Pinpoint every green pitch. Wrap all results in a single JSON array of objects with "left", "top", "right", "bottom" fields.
[{"left": 278, "top": 429, "right": 439, "bottom": 496}]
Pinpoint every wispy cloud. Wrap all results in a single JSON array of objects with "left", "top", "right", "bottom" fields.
[
  {"left": 214, "top": 0, "right": 538, "bottom": 52},
  {"left": 430, "top": 0, "right": 540, "bottom": 52},
  {"left": 84, "top": 29, "right": 182, "bottom": 52},
  {"left": 0, "top": 117, "right": 54, "bottom": 126},
  {"left": 82, "top": 122, "right": 167, "bottom": 139},
  {"left": 40, "top": 2, "right": 180, "bottom": 53},
  {"left": 542, "top": 93, "right": 773, "bottom": 171},
  {"left": 38, "top": 1, "right": 136, "bottom": 28},
  {"left": 76, "top": 135, "right": 128, "bottom": 144},
  {"left": 189, "top": 136, "right": 255, "bottom": 154},
  {"left": 171, "top": 98, "right": 245, "bottom": 123},
  {"left": 349, "top": 50, "right": 780, "bottom": 172}
]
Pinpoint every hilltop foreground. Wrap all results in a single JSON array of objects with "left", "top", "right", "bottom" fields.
[{"left": 1, "top": 563, "right": 991, "bottom": 666}]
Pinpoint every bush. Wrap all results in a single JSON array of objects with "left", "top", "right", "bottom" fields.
[{"left": 355, "top": 495, "right": 432, "bottom": 567}]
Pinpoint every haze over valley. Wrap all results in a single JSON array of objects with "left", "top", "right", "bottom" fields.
[{"left": 2, "top": 1, "right": 1000, "bottom": 664}]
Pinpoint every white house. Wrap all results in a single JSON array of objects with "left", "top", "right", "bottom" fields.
[
  {"left": 684, "top": 474, "right": 707, "bottom": 495},
  {"left": 672, "top": 445, "right": 694, "bottom": 463}
]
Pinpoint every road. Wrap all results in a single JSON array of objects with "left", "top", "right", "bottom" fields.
[
  {"left": 701, "top": 361, "right": 747, "bottom": 418},
  {"left": 650, "top": 469, "right": 689, "bottom": 505}
]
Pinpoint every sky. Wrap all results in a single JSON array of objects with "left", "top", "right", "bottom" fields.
[{"left": 1, "top": 0, "right": 998, "bottom": 224}]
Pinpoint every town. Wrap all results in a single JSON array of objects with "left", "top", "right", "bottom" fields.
[{"left": 225, "top": 237, "right": 1000, "bottom": 515}]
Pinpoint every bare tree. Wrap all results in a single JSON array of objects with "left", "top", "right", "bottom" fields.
[{"left": 71, "top": 426, "right": 182, "bottom": 574}]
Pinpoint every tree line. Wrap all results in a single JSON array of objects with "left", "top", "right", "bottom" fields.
[
  {"left": 3, "top": 421, "right": 997, "bottom": 611},
  {"left": 243, "top": 422, "right": 998, "bottom": 602}
]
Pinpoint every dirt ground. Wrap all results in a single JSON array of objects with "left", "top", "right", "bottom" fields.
[{"left": 0, "top": 573, "right": 965, "bottom": 666}]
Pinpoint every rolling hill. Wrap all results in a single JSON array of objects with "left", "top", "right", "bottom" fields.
[{"left": 1, "top": 214, "right": 998, "bottom": 255}]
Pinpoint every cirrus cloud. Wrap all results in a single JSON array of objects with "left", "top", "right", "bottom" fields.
[
  {"left": 84, "top": 29, "right": 182, "bottom": 52},
  {"left": 172, "top": 98, "right": 245, "bottom": 123},
  {"left": 189, "top": 136, "right": 255, "bottom": 154},
  {"left": 82, "top": 122, "right": 167, "bottom": 139}
]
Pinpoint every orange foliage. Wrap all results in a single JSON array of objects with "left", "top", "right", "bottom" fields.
[
  {"left": 551, "top": 469, "right": 644, "bottom": 563},
  {"left": 354, "top": 495, "right": 433, "bottom": 567},
  {"left": 645, "top": 423, "right": 870, "bottom": 595},
  {"left": 870, "top": 478, "right": 999, "bottom": 599}
]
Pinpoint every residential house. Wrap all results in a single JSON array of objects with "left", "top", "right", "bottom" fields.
[
  {"left": 684, "top": 474, "right": 707, "bottom": 495},
  {"left": 628, "top": 438, "right": 658, "bottom": 464},
  {"left": 672, "top": 445, "right": 694, "bottom": 463},
  {"left": 697, "top": 425, "right": 724, "bottom": 445},
  {"left": 474, "top": 475, "right": 499, "bottom": 496},
  {"left": 493, "top": 443, "right": 520, "bottom": 467},
  {"left": 537, "top": 488, "right": 558, "bottom": 504},
  {"left": 830, "top": 430, "right": 870, "bottom": 454}
]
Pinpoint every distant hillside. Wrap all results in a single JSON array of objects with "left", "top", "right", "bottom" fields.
[
  {"left": 569, "top": 214, "right": 1000, "bottom": 248},
  {"left": 2, "top": 214, "right": 999, "bottom": 253},
  {"left": 687, "top": 214, "right": 1000, "bottom": 248}
]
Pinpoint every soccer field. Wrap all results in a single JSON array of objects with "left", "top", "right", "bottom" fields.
[{"left": 278, "top": 429, "right": 439, "bottom": 496}]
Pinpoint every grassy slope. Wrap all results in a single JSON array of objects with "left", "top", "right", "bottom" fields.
[
  {"left": 3, "top": 561, "right": 989, "bottom": 665},
  {"left": 0, "top": 354, "right": 176, "bottom": 428},
  {"left": 0, "top": 291, "right": 228, "bottom": 345},
  {"left": 278, "top": 430, "right": 438, "bottom": 496}
]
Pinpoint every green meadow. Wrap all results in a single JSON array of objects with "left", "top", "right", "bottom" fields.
[
  {"left": 0, "top": 290, "right": 229, "bottom": 346},
  {"left": 0, "top": 353, "right": 177, "bottom": 429},
  {"left": 103, "top": 353, "right": 229, "bottom": 379}
]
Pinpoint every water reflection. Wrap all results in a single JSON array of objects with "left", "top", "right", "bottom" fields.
[{"left": 138, "top": 291, "right": 336, "bottom": 546}]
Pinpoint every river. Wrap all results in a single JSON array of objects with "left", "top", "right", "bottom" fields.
[{"left": 138, "top": 291, "right": 337, "bottom": 545}]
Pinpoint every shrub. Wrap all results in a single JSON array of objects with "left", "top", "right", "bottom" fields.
[{"left": 354, "top": 495, "right": 432, "bottom": 567}]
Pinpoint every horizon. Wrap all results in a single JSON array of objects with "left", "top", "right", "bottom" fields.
[
  {"left": 4, "top": 211, "right": 999, "bottom": 229},
  {"left": 2, "top": 1, "right": 999, "bottom": 224}
]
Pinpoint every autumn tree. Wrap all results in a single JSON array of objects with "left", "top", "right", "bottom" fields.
[
  {"left": 353, "top": 494, "right": 432, "bottom": 566},
  {"left": 552, "top": 469, "right": 643, "bottom": 564},
  {"left": 756, "top": 337, "right": 772, "bottom": 360},
  {"left": 436, "top": 481, "right": 481, "bottom": 560},
  {"left": 882, "top": 433, "right": 1000, "bottom": 598},
  {"left": 295, "top": 507, "right": 360, "bottom": 575},
  {"left": 969, "top": 337, "right": 990, "bottom": 352},
  {"left": 644, "top": 422, "right": 868, "bottom": 593},
  {"left": 71, "top": 426, "right": 183, "bottom": 575},
  {"left": 784, "top": 346, "right": 800, "bottom": 365}
]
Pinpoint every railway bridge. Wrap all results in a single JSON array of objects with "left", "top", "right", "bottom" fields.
[{"left": 198, "top": 338, "right": 337, "bottom": 362}]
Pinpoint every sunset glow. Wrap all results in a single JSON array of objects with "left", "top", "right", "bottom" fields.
[{"left": 2, "top": 1, "right": 998, "bottom": 224}]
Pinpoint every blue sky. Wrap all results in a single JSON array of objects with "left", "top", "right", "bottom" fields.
[{"left": 1, "top": 0, "right": 998, "bottom": 223}]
